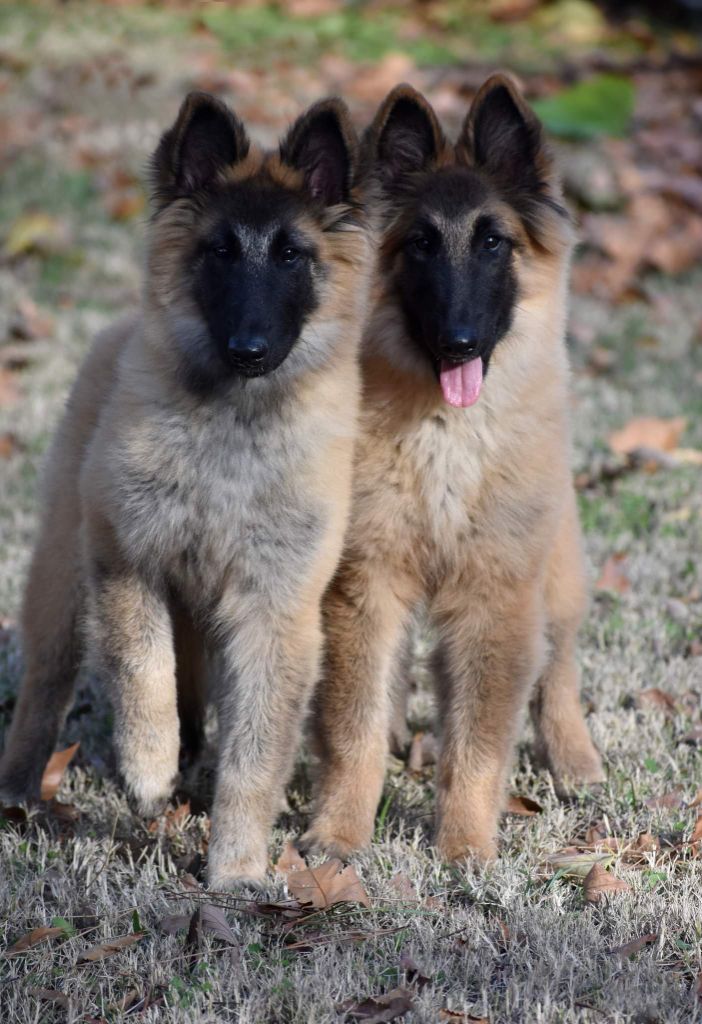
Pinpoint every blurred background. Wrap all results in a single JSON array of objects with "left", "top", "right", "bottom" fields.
[{"left": 0, "top": 0, "right": 701, "bottom": 616}]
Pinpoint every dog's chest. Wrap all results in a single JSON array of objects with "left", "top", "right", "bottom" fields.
[{"left": 115, "top": 407, "right": 324, "bottom": 591}]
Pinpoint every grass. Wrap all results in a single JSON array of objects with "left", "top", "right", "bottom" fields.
[{"left": 1, "top": 3, "right": 702, "bottom": 1022}]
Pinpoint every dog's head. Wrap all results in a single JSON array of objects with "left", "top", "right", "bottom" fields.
[
  {"left": 147, "top": 92, "right": 365, "bottom": 393},
  {"left": 363, "top": 74, "right": 572, "bottom": 407}
]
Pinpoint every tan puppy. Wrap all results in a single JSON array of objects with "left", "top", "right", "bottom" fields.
[
  {"left": 0, "top": 92, "right": 371, "bottom": 888},
  {"left": 304, "top": 75, "right": 604, "bottom": 863}
]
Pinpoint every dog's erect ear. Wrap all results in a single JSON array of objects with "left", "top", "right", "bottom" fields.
[
  {"left": 280, "top": 98, "right": 358, "bottom": 206},
  {"left": 461, "top": 73, "right": 553, "bottom": 194},
  {"left": 151, "top": 91, "right": 249, "bottom": 205},
  {"left": 368, "top": 85, "right": 443, "bottom": 182}
]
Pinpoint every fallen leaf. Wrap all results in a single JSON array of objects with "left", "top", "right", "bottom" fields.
[
  {"left": 633, "top": 831, "right": 659, "bottom": 853},
  {"left": 388, "top": 872, "right": 418, "bottom": 902},
  {"left": 636, "top": 688, "right": 677, "bottom": 715},
  {"left": 583, "top": 862, "right": 631, "bottom": 903},
  {"left": 179, "top": 872, "right": 200, "bottom": 892},
  {"left": 158, "top": 914, "right": 191, "bottom": 935},
  {"left": 8, "top": 296, "right": 54, "bottom": 340},
  {"left": 8, "top": 925, "right": 66, "bottom": 954},
  {"left": 4, "top": 211, "right": 71, "bottom": 258},
  {"left": 609, "top": 416, "right": 686, "bottom": 456},
  {"left": 147, "top": 801, "right": 190, "bottom": 835},
  {"left": 343, "top": 987, "right": 413, "bottom": 1022},
  {"left": 506, "top": 794, "right": 543, "bottom": 816},
  {"left": 28, "top": 988, "right": 69, "bottom": 1008},
  {"left": 286, "top": 857, "right": 370, "bottom": 910},
  {"left": 0, "top": 432, "right": 19, "bottom": 458},
  {"left": 190, "top": 904, "right": 237, "bottom": 944},
  {"left": 680, "top": 725, "right": 702, "bottom": 746},
  {"left": 0, "top": 368, "right": 20, "bottom": 407},
  {"left": 400, "top": 951, "right": 431, "bottom": 989},
  {"left": 532, "top": 75, "right": 635, "bottom": 140},
  {"left": 275, "top": 840, "right": 307, "bottom": 875},
  {"left": 645, "top": 787, "right": 684, "bottom": 810},
  {"left": 78, "top": 932, "right": 144, "bottom": 962},
  {"left": 40, "top": 743, "right": 79, "bottom": 800},
  {"left": 689, "top": 816, "right": 702, "bottom": 845},
  {"left": 609, "top": 932, "right": 657, "bottom": 958},
  {"left": 438, "top": 1012, "right": 488, "bottom": 1023},
  {"left": 546, "top": 849, "right": 614, "bottom": 878},
  {"left": 595, "top": 554, "right": 630, "bottom": 594},
  {"left": 488, "top": 0, "right": 539, "bottom": 23}
]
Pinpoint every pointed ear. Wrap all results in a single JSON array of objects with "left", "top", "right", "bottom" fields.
[
  {"left": 367, "top": 85, "right": 444, "bottom": 183},
  {"left": 462, "top": 73, "right": 554, "bottom": 194},
  {"left": 280, "top": 99, "right": 358, "bottom": 206},
  {"left": 150, "top": 91, "right": 249, "bottom": 205}
]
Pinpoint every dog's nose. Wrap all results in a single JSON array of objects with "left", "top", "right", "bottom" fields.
[
  {"left": 227, "top": 335, "right": 269, "bottom": 363},
  {"left": 440, "top": 327, "right": 479, "bottom": 360}
]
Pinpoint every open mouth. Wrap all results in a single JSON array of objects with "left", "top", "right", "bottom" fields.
[{"left": 438, "top": 356, "right": 483, "bottom": 408}]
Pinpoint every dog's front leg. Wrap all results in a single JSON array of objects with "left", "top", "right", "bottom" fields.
[
  {"left": 206, "top": 601, "right": 323, "bottom": 890},
  {"left": 433, "top": 580, "right": 547, "bottom": 862},
  {"left": 88, "top": 564, "right": 179, "bottom": 817}
]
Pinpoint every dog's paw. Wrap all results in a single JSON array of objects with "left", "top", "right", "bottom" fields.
[
  {"left": 206, "top": 855, "right": 267, "bottom": 893},
  {"left": 298, "top": 826, "right": 364, "bottom": 862}
]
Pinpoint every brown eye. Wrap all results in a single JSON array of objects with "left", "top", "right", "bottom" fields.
[
  {"left": 484, "top": 234, "right": 502, "bottom": 252},
  {"left": 213, "top": 245, "right": 231, "bottom": 259},
  {"left": 411, "top": 236, "right": 431, "bottom": 254},
  {"left": 280, "top": 246, "right": 301, "bottom": 264}
]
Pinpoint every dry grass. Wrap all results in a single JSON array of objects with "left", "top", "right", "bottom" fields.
[{"left": 1, "top": 5, "right": 702, "bottom": 1022}]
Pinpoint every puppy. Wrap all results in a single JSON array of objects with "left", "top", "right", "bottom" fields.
[
  {"left": 0, "top": 91, "right": 371, "bottom": 888},
  {"left": 304, "top": 75, "right": 604, "bottom": 863}
]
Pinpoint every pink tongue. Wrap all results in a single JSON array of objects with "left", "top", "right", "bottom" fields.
[{"left": 439, "top": 357, "right": 483, "bottom": 408}]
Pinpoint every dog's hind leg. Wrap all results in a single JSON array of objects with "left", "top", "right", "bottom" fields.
[
  {"left": 0, "top": 511, "right": 83, "bottom": 803},
  {"left": 531, "top": 492, "right": 605, "bottom": 794}
]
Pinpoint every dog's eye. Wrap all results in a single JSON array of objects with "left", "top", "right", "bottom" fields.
[
  {"left": 213, "top": 245, "right": 231, "bottom": 259},
  {"left": 280, "top": 246, "right": 301, "bottom": 264},
  {"left": 410, "top": 236, "right": 432, "bottom": 254},
  {"left": 483, "top": 235, "right": 502, "bottom": 252}
]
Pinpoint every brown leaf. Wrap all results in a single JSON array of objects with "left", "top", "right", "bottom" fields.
[
  {"left": 103, "top": 190, "right": 145, "bottom": 222},
  {"left": 645, "top": 787, "right": 684, "bottom": 810},
  {"left": 680, "top": 724, "right": 702, "bottom": 746},
  {"left": 179, "top": 871, "right": 201, "bottom": 892},
  {"left": 439, "top": 1012, "right": 489, "bottom": 1023},
  {"left": 583, "top": 863, "right": 631, "bottom": 903},
  {"left": 275, "top": 840, "right": 307, "bottom": 875},
  {"left": 78, "top": 932, "right": 144, "bottom": 962},
  {"left": 609, "top": 932, "right": 657, "bottom": 958},
  {"left": 0, "top": 368, "right": 20, "bottom": 407},
  {"left": 8, "top": 296, "right": 54, "bottom": 340},
  {"left": 595, "top": 554, "right": 630, "bottom": 594},
  {"left": 285, "top": 858, "right": 370, "bottom": 910},
  {"left": 689, "top": 815, "right": 702, "bottom": 845},
  {"left": 506, "top": 794, "right": 543, "bottom": 816},
  {"left": 28, "top": 988, "right": 69, "bottom": 1008},
  {"left": 636, "top": 688, "right": 677, "bottom": 715},
  {"left": 8, "top": 925, "right": 66, "bottom": 954},
  {"left": 400, "top": 951, "right": 431, "bottom": 989},
  {"left": 633, "top": 831, "right": 659, "bottom": 853},
  {"left": 147, "top": 801, "right": 190, "bottom": 835},
  {"left": 343, "top": 987, "right": 413, "bottom": 1022},
  {"left": 192, "top": 904, "right": 237, "bottom": 944},
  {"left": 489, "top": 0, "right": 539, "bottom": 22},
  {"left": 609, "top": 416, "right": 687, "bottom": 456},
  {"left": 689, "top": 790, "right": 702, "bottom": 809},
  {"left": 40, "top": 743, "right": 79, "bottom": 800},
  {"left": 388, "top": 872, "right": 418, "bottom": 902},
  {"left": 49, "top": 799, "right": 80, "bottom": 824},
  {"left": 158, "top": 914, "right": 191, "bottom": 935},
  {"left": 0, "top": 432, "right": 19, "bottom": 458}
]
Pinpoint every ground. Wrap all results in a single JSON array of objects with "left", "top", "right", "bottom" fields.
[{"left": 1, "top": 3, "right": 701, "bottom": 1022}]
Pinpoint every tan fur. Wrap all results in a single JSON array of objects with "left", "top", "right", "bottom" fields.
[
  {"left": 304, "top": 77, "right": 604, "bottom": 864},
  {"left": 0, "top": 97, "right": 372, "bottom": 889}
]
